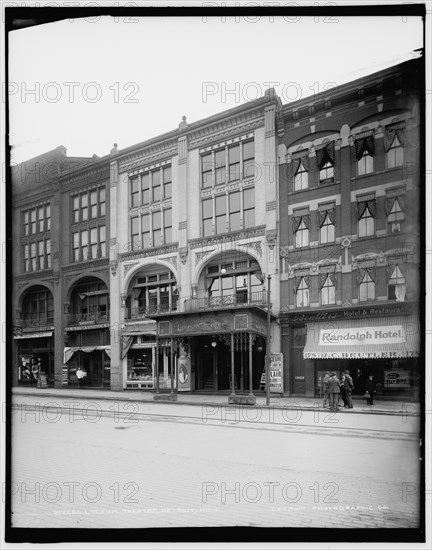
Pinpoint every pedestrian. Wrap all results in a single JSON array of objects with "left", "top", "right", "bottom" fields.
[
  {"left": 76, "top": 367, "right": 87, "bottom": 388},
  {"left": 364, "top": 374, "right": 376, "bottom": 406},
  {"left": 340, "top": 373, "right": 347, "bottom": 407},
  {"left": 328, "top": 371, "right": 341, "bottom": 412},
  {"left": 322, "top": 371, "right": 331, "bottom": 408},
  {"left": 343, "top": 370, "right": 354, "bottom": 409}
]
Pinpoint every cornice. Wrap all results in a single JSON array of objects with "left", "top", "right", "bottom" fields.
[
  {"left": 59, "top": 163, "right": 110, "bottom": 188},
  {"left": 119, "top": 144, "right": 178, "bottom": 174},
  {"left": 14, "top": 269, "right": 54, "bottom": 283},
  {"left": 188, "top": 113, "right": 264, "bottom": 150},
  {"left": 119, "top": 243, "right": 179, "bottom": 262},
  {"left": 61, "top": 258, "right": 109, "bottom": 273},
  {"left": 189, "top": 226, "right": 266, "bottom": 250}
]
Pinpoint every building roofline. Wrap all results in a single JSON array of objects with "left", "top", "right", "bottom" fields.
[{"left": 281, "top": 56, "right": 422, "bottom": 117}]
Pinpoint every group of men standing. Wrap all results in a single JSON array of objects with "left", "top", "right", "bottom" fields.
[{"left": 322, "top": 370, "right": 354, "bottom": 412}]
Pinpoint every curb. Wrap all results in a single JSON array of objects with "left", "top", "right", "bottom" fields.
[{"left": 10, "top": 389, "right": 420, "bottom": 417}]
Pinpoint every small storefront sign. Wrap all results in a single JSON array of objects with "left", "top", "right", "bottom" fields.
[
  {"left": 319, "top": 326, "right": 405, "bottom": 346},
  {"left": 177, "top": 356, "right": 191, "bottom": 392},
  {"left": 269, "top": 353, "right": 284, "bottom": 394},
  {"left": 384, "top": 370, "right": 410, "bottom": 388}
]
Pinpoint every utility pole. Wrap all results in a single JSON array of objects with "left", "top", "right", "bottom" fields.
[{"left": 266, "top": 274, "right": 271, "bottom": 406}]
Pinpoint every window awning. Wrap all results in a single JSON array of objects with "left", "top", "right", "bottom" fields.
[
  {"left": 303, "top": 315, "right": 420, "bottom": 359},
  {"left": 64, "top": 346, "right": 111, "bottom": 364},
  {"left": 14, "top": 331, "right": 53, "bottom": 339}
]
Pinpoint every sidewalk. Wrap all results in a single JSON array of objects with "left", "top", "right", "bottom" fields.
[{"left": 11, "top": 386, "right": 421, "bottom": 416}]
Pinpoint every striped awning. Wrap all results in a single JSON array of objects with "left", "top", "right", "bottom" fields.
[{"left": 303, "top": 315, "right": 420, "bottom": 359}]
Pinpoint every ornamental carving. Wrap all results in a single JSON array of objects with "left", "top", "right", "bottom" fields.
[
  {"left": 167, "top": 256, "right": 178, "bottom": 270},
  {"left": 195, "top": 249, "right": 215, "bottom": 266},
  {"left": 179, "top": 247, "right": 188, "bottom": 265}
]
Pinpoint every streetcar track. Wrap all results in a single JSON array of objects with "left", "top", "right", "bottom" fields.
[{"left": 14, "top": 404, "right": 419, "bottom": 441}]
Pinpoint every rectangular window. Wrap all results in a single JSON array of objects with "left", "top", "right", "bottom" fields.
[
  {"left": 81, "top": 194, "right": 88, "bottom": 221},
  {"left": 243, "top": 140, "right": 255, "bottom": 178},
  {"left": 90, "top": 227, "right": 98, "bottom": 259},
  {"left": 23, "top": 244, "right": 29, "bottom": 271},
  {"left": 73, "top": 232, "right": 80, "bottom": 261},
  {"left": 215, "top": 195, "right": 226, "bottom": 234},
  {"left": 30, "top": 243, "right": 37, "bottom": 270},
  {"left": 152, "top": 170, "right": 161, "bottom": 202},
  {"left": 99, "top": 189, "right": 105, "bottom": 216},
  {"left": 131, "top": 217, "right": 140, "bottom": 251},
  {"left": 164, "top": 208, "right": 172, "bottom": 244},
  {"left": 163, "top": 166, "right": 172, "bottom": 199},
  {"left": 23, "top": 211, "right": 29, "bottom": 236},
  {"left": 294, "top": 161, "right": 308, "bottom": 191},
  {"left": 215, "top": 149, "right": 226, "bottom": 185},
  {"left": 321, "top": 275, "right": 336, "bottom": 305},
  {"left": 81, "top": 230, "right": 88, "bottom": 260},
  {"left": 319, "top": 210, "right": 335, "bottom": 244},
  {"left": 243, "top": 188, "right": 255, "bottom": 228},
  {"left": 358, "top": 204, "right": 375, "bottom": 237},
  {"left": 99, "top": 226, "right": 106, "bottom": 257},
  {"left": 296, "top": 277, "right": 309, "bottom": 308},
  {"left": 202, "top": 198, "right": 213, "bottom": 236},
  {"left": 73, "top": 196, "right": 80, "bottom": 223},
  {"left": 130, "top": 177, "right": 140, "bottom": 208},
  {"left": 294, "top": 217, "right": 309, "bottom": 248},
  {"left": 30, "top": 209, "right": 36, "bottom": 234},
  {"left": 90, "top": 191, "right": 98, "bottom": 218},
  {"left": 46, "top": 204, "right": 51, "bottom": 230},
  {"left": 228, "top": 144, "right": 240, "bottom": 182},
  {"left": 38, "top": 206, "right": 45, "bottom": 233},
  {"left": 229, "top": 192, "right": 241, "bottom": 231},
  {"left": 359, "top": 272, "right": 375, "bottom": 301},
  {"left": 357, "top": 151, "right": 374, "bottom": 176},
  {"left": 38, "top": 240, "right": 44, "bottom": 269},
  {"left": 141, "top": 173, "right": 150, "bottom": 205},
  {"left": 152, "top": 211, "right": 161, "bottom": 246},
  {"left": 202, "top": 153, "right": 213, "bottom": 188},
  {"left": 142, "top": 214, "right": 151, "bottom": 249},
  {"left": 46, "top": 239, "right": 51, "bottom": 268}
]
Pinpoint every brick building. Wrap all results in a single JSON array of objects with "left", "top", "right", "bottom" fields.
[
  {"left": 278, "top": 58, "right": 423, "bottom": 399},
  {"left": 11, "top": 58, "right": 423, "bottom": 400}
]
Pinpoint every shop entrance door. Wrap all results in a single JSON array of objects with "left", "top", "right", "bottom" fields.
[
  {"left": 200, "top": 351, "right": 216, "bottom": 391},
  {"left": 83, "top": 352, "right": 103, "bottom": 387}
]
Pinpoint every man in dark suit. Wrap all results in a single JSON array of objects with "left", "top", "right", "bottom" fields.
[
  {"left": 343, "top": 370, "right": 354, "bottom": 408},
  {"left": 328, "top": 372, "right": 341, "bottom": 412},
  {"left": 365, "top": 374, "right": 376, "bottom": 405}
]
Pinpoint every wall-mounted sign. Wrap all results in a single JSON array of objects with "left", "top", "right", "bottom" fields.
[
  {"left": 319, "top": 326, "right": 405, "bottom": 346},
  {"left": 384, "top": 370, "right": 410, "bottom": 388}
]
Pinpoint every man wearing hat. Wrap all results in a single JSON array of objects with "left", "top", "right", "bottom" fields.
[
  {"left": 328, "top": 372, "right": 341, "bottom": 412},
  {"left": 322, "top": 371, "right": 331, "bottom": 408},
  {"left": 343, "top": 369, "right": 354, "bottom": 408}
]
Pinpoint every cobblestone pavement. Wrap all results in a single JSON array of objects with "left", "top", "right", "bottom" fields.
[{"left": 8, "top": 395, "right": 421, "bottom": 530}]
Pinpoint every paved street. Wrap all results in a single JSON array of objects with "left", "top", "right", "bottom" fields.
[{"left": 9, "top": 394, "right": 421, "bottom": 529}]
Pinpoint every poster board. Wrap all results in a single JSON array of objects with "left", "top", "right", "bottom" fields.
[
  {"left": 177, "top": 357, "right": 191, "bottom": 392},
  {"left": 269, "top": 353, "right": 284, "bottom": 394}
]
